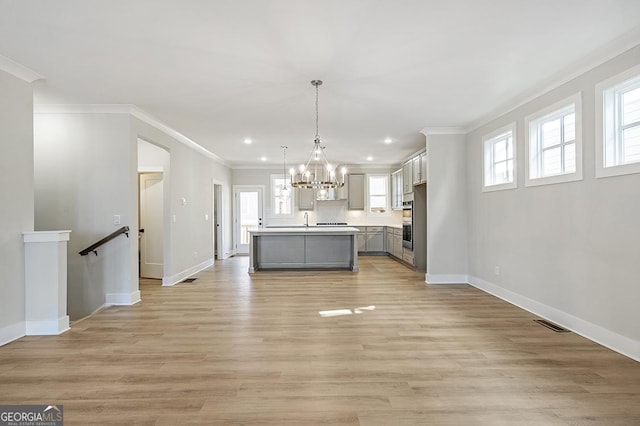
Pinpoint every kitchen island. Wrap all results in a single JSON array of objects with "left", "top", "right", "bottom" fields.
[{"left": 248, "top": 226, "right": 359, "bottom": 273}]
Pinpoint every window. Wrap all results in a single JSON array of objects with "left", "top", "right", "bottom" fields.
[
  {"left": 596, "top": 65, "right": 640, "bottom": 178},
  {"left": 482, "top": 123, "right": 517, "bottom": 192},
  {"left": 368, "top": 175, "right": 388, "bottom": 213},
  {"left": 525, "top": 93, "right": 582, "bottom": 187},
  {"left": 271, "top": 175, "right": 292, "bottom": 215}
]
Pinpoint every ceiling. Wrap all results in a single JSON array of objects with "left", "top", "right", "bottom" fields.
[{"left": 1, "top": 1, "right": 640, "bottom": 168}]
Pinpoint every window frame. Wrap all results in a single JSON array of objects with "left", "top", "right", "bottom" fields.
[
  {"left": 270, "top": 174, "right": 294, "bottom": 216},
  {"left": 482, "top": 122, "right": 517, "bottom": 192},
  {"left": 366, "top": 174, "right": 389, "bottom": 214},
  {"left": 596, "top": 64, "right": 640, "bottom": 178},
  {"left": 525, "top": 92, "right": 583, "bottom": 187}
]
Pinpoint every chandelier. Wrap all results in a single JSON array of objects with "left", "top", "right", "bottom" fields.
[{"left": 290, "top": 80, "right": 346, "bottom": 189}]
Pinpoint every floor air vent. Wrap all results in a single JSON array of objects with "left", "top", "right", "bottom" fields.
[
  {"left": 181, "top": 278, "right": 197, "bottom": 283},
  {"left": 534, "top": 319, "right": 570, "bottom": 333}
]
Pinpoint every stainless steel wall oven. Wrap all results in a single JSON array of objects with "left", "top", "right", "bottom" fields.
[{"left": 402, "top": 200, "right": 413, "bottom": 249}]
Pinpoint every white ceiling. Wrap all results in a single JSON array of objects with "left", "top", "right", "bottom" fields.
[{"left": 1, "top": 1, "right": 640, "bottom": 167}]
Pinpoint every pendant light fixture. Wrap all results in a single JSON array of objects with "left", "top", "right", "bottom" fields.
[
  {"left": 280, "top": 145, "right": 290, "bottom": 198},
  {"left": 290, "top": 80, "right": 346, "bottom": 189}
]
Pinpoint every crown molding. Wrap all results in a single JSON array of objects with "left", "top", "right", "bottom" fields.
[
  {"left": 129, "top": 106, "right": 228, "bottom": 166},
  {"left": 0, "top": 54, "right": 44, "bottom": 83},
  {"left": 33, "top": 103, "right": 228, "bottom": 167},
  {"left": 466, "top": 29, "right": 640, "bottom": 133},
  {"left": 34, "top": 104, "right": 131, "bottom": 114},
  {"left": 420, "top": 127, "right": 467, "bottom": 136}
]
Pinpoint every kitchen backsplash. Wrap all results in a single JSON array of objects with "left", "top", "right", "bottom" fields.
[{"left": 266, "top": 201, "right": 403, "bottom": 226}]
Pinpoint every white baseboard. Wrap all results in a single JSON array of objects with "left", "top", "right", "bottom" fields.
[
  {"left": 105, "top": 291, "right": 141, "bottom": 305},
  {"left": 468, "top": 275, "right": 640, "bottom": 363},
  {"left": 0, "top": 321, "right": 26, "bottom": 347},
  {"left": 426, "top": 273, "right": 469, "bottom": 284},
  {"left": 26, "top": 316, "right": 70, "bottom": 335},
  {"left": 162, "top": 258, "right": 213, "bottom": 286}
]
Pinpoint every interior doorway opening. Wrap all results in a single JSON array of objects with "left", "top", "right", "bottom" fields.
[{"left": 137, "top": 138, "right": 170, "bottom": 281}]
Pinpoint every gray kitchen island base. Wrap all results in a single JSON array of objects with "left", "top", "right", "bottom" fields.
[{"left": 248, "top": 227, "right": 359, "bottom": 273}]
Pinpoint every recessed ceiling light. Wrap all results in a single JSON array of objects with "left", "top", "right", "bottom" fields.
[
  {"left": 244, "top": 138, "right": 252, "bottom": 144},
  {"left": 367, "top": 156, "right": 373, "bottom": 161},
  {"left": 384, "top": 138, "right": 392, "bottom": 144},
  {"left": 260, "top": 156, "right": 267, "bottom": 161}
]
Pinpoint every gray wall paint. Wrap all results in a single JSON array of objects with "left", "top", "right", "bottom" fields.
[
  {"left": 466, "top": 45, "right": 640, "bottom": 343},
  {"left": 33, "top": 112, "right": 233, "bottom": 320},
  {"left": 0, "top": 70, "right": 34, "bottom": 343},
  {"left": 132, "top": 118, "right": 234, "bottom": 271},
  {"left": 34, "top": 113, "right": 135, "bottom": 320},
  {"left": 425, "top": 134, "right": 468, "bottom": 280}
]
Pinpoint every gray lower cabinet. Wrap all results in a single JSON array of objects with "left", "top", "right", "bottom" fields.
[
  {"left": 366, "top": 226, "right": 385, "bottom": 252},
  {"left": 357, "top": 226, "right": 385, "bottom": 253},
  {"left": 297, "top": 188, "right": 314, "bottom": 210},
  {"left": 393, "top": 233, "right": 402, "bottom": 258},
  {"left": 386, "top": 227, "right": 403, "bottom": 259}
]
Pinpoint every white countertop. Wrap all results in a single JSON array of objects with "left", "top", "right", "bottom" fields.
[{"left": 251, "top": 226, "right": 359, "bottom": 234}]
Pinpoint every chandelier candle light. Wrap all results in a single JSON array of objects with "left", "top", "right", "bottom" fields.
[{"left": 290, "top": 80, "right": 346, "bottom": 189}]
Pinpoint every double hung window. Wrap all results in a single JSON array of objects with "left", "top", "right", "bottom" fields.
[
  {"left": 597, "top": 68, "right": 640, "bottom": 178},
  {"left": 525, "top": 93, "right": 582, "bottom": 186},
  {"left": 482, "top": 123, "right": 516, "bottom": 191}
]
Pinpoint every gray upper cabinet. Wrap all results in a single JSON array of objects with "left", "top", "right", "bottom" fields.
[
  {"left": 391, "top": 169, "right": 403, "bottom": 210},
  {"left": 402, "top": 161, "right": 412, "bottom": 194},
  {"left": 412, "top": 156, "right": 421, "bottom": 185},
  {"left": 297, "top": 188, "right": 315, "bottom": 210},
  {"left": 347, "top": 174, "right": 365, "bottom": 210},
  {"left": 412, "top": 151, "right": 427, "bottom": 185}
]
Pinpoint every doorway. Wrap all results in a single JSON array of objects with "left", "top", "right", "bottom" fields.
[
  {"left": 213, "top": 182, "right": 224, "bottom": 259},
  {"left": 233, "top": 186, "right": 263, "bottom": 255},
  {"left": 139, "top": 172, "right": 164, "bottom": 279},
  {"left": 137, "top": 138, "right": 169, "bottom": 281}
]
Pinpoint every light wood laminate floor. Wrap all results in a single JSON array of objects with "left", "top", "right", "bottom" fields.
[{"left": 1, "top": 256, "right": 639, "bottom": 425}]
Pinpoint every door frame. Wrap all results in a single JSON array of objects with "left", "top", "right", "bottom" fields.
[
  {"left": 232, "top": 185, "right": 265, "bottom": 255},
  {"left": 212, "top": 181, "right": 225, "bottom": 260}
]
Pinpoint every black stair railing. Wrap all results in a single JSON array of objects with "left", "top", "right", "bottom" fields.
[{"left": 79, "top": 226, "right": 130, "bottom": 256}]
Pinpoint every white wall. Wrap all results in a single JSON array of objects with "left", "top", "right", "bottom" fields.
[
  {"left": 466, "top": 44, "right": 640, "bottom": 360},
  {"left": 0, "top": 70, "right": 34, "bottom": 345},
  {"left": 424, "top": 133, "right": 469, "bottom": 283},
  {"left": 231, "top": 166, "right": 402, "bottom": 227}
]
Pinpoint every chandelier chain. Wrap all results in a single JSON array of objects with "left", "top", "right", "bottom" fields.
[{"left": 315, "top": 82, "right": 319, "bottom": 139}]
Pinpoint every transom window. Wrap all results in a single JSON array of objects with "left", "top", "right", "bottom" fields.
[
  {"left": 482, "top": 123, "right": 517, "bottom": 192},
  {"left": 525, "top": 93, "right": 582, "bottom": 187}
]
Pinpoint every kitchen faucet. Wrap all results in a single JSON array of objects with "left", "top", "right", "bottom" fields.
[{"left": 304, "top": 212, "right": 309, "bottom": 227}]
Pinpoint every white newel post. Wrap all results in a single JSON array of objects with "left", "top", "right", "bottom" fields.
[{"left": 22, "top": 230, "right": 72, "bottom": 335}]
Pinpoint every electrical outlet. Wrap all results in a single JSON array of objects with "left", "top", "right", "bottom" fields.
[{"left": 494, "top": 265, "right": 500, "bottom": 276}]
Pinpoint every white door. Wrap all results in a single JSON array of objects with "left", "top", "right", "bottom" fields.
[
  {"left": 139, "top": 172, "right": 164, "bottom": 279},
  {"left": 234, "top": 186, "right": 263, "bottom": 255}
]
